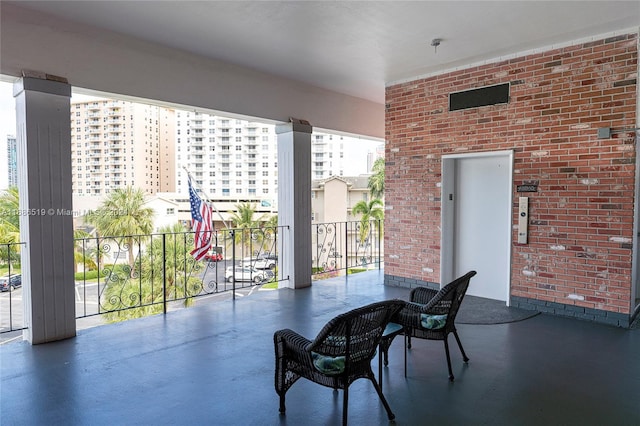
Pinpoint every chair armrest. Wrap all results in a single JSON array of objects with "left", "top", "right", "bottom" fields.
[
  {"left": 410, "top": 287, "right": 438, "bottom": 304},
  {"left": 392, "top": 301, "right": 426, "bottom": 329},
  {"left": 274, "top": 328, "right": 313, "bottom": 353}
]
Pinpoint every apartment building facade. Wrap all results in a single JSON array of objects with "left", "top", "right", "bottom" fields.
[
  {"left": 174, "top": 111, "right": 278, "bottom": 200},
  {"left": 70, "top": 99, "right": 175, "bottom": 197},
  {"left": 311, "top": 175, "right": 383, "bottom": 272},
  {"left": 175, "top": 110, "right": 356, "bottom": 199},
  {"left": 6, "top": 135, "right": 17, "bottom": 187}
]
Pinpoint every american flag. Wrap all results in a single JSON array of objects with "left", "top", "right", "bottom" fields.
[{"left": 188, "top": 179, "right": 212, "bottom": 260}]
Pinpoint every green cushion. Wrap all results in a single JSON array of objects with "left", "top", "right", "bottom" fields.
[
  {"left": 420, "top": 314, "right": 447, "bottom": 329},
  {"left": 311, "top": 352, "right": 345, "bottom": 375}
]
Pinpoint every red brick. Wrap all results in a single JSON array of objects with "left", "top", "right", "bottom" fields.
[{"left": 385, "top": 32, "right": 637, "bottom": 315}]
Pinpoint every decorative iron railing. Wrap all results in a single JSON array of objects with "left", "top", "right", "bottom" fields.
[
  {"left": 0, "top": 242, "right": 26, "bottom": 334},
  {"left": 74, "top": 226, "right": 285, "bottom": 322},
  {"left": 1, "top": 220, "right": 384, "bottom": 336},
  {"left": 311, "top": 219, "right": 384, "bottom": 278}
]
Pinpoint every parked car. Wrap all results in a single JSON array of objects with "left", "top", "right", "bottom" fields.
[
  {"left": 204, "top": 252, "right": 223, "bottom": 262},
  {"left": 225, "top": 266, "right": 272, "bottom": 283},
  {"left": 257, "top": 253, "right": 278, "bottom": 261},
  {"left": 0, "top": 274, "right": 22, "bottom": 292},
  {"left": 204, "top": 246, "right": 224, "bottom": 262},
  {"left": 242, "top": 256, "right": 276, "bottom": 270}
]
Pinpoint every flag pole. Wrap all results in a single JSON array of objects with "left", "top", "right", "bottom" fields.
[{"left": 183, "top": 166, "right": 230, "bottom": 230}]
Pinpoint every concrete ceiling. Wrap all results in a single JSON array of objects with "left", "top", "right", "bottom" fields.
[{"left": 7, "top": 1, "right": 640, "bottom": 104}]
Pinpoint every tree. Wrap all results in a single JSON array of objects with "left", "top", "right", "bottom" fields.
[
  {"left": 228, "top": 202, "right": 266, "bottom": 254},
  {"left": 351, "top": 198, "right": 384, "bottom": 244},
  {"left": 0, "top": 186, "right": 20, "bottom": 242},
  {"left": 85, "top": 187, "right": 155, "bottom": 274},
  {"left": 368, "top": 157, "right": 385, "bottom": 199},
  {"left": 73, "top": 229, "right": 97, "bottom": 272},
  {"left": 0, "top": 187, "right": 21, "bottom": 264},
  {"left": 101, "top": 223, "right": 201, "bottom": 323},
  {"left": 266, "top": 214, "right": 278, "bottom": 229}
]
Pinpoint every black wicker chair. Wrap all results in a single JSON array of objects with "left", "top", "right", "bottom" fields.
[
  {"left": 393, "top": 270, "right": 477, "bottom": 381},
  {"left": 274, "top": 299, "right": 405, "bottom": 426}
]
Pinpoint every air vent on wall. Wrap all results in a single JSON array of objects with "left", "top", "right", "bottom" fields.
[{"left": 449, "top": 83, "right": 510, "bottom": 111}]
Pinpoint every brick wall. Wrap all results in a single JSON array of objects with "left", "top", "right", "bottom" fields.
[{"left": 385, "top": 33, "right": 638, "bottom": 321}]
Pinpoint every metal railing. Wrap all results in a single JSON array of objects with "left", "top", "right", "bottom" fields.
[
  {"left": 73, "top": 226, "right": 285, "bottom": 323},
  {"left": 312, "top": 219, "right": 384, "bottom": 278},
  {"left": 1, "top": 220, "right": 384, "bottom": 335},
  {"left": 0, "top": 242, "right": 26, "bottom": 334}
]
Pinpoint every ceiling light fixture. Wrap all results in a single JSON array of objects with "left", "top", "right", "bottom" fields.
[{"left": 431, "top": 38, "right": 442, "bottom": 53}]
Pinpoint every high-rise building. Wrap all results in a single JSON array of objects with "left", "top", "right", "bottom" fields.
[
  {"left": 70, "top": 99, "right": 175, "bottom": 197},
  {"left": 175, "top": 111, "right": 278, "bottom": 200},
  {"left": 175, "top": 110, "right": 353, "bottom": 200},
  {"left": 311, "top": 133, "right": 349, "bottom": 179},
  {"left": 366, "top": 143, "right": 385, "bottom": 173},
  {"left": 7, "top": 135, "right": 17, "bottom": 187}
]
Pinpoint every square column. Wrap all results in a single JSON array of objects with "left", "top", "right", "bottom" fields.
[
  {"left": 14, "top": 76, "right": 76, "bottom": 344},
  {"left": 276, "top": 119, "right": 312, "bottom": 289}
]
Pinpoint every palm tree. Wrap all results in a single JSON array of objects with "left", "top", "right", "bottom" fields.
[
  {"left": 368, "top": 157, "right": 385, "bottom": 199},
  {"left": 351, "top": 198, "right": 384, "bottom": 244},
  {"left": 101, "top": 223, "right": 199, "bottom": 323},
  {"left": 228, "top": 202, "right": 266, "bottom": 254},
  {"left": 0, "top": 187, "right": 21, "bottom": 264},
  {"left": 266, "top": 214, "right": 278, "bottom": 229},
  {"left": 73, "top": 229, "right": 97, "bottom": 273},
  {"left": 85, "top": 187, "right": 155, "bottom": 274},
  {"left": 0, "top": 187, "right": 20, "bottom": 242}
]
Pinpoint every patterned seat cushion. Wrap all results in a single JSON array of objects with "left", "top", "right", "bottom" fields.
[
  {"left": 311, "top": 352, "right": 346, "bottom": 375},
  {"left": 420, "top": 314, "right": 447, "bottom": 329}
]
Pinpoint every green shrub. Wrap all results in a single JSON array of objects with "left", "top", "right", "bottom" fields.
[{"left": 75, "top": 270, "right": 101, "bottom": 280}]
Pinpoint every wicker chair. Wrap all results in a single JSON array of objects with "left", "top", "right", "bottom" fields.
[
  {"left": 274, "top": 299, "right": 405, "bottom": 426},
  {"left": 394, "top": 270, "right": 477, "bottom": 381}
]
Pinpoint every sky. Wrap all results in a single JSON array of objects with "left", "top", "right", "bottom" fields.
[{"left": 0, "top": 81, "right": 382, "bottom": 189}]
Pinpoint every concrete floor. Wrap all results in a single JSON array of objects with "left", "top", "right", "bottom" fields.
[{"left": 1, "top": 270, "right": 639, "bottom": 426}]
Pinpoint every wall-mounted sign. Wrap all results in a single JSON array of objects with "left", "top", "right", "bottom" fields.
[{"left": 517, "top": 184, "right": 538, "bottom": 193}]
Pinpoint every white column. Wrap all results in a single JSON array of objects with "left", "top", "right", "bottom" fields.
[
  {"left": 14, "top": 75, "right": 76, "bottom": 344},
  {"left": 276, "top": 119, "right": 312, "bottom": 289}
]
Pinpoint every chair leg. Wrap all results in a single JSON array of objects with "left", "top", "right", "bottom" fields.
[
  {"left": 443, "top": 338, "right": 454, "bottom": 381},
  {"left": 342, "top": 387, "right": 349, "bottom": 426},
  {"left": 378, "top": 348, "right": 384, "bottom": 388},
  {"left": 370, "top": 377, "right": 396, "bottom": 421},
  {"left": 279, "top": 395, "right": 286, "bottom": 413},
  {"left": 403, "top": 333, "right": 408, "bottom": 378},
  {"left": 453, "top": 330, "right": 469, "bottom": 362}
]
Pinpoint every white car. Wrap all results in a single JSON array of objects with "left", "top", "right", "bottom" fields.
[
  {"left": 241, "top": 257, "right": 276, "bottom": 270},
  {"left": 225, "top": 266, "right": 271, "bottom": 283}
]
